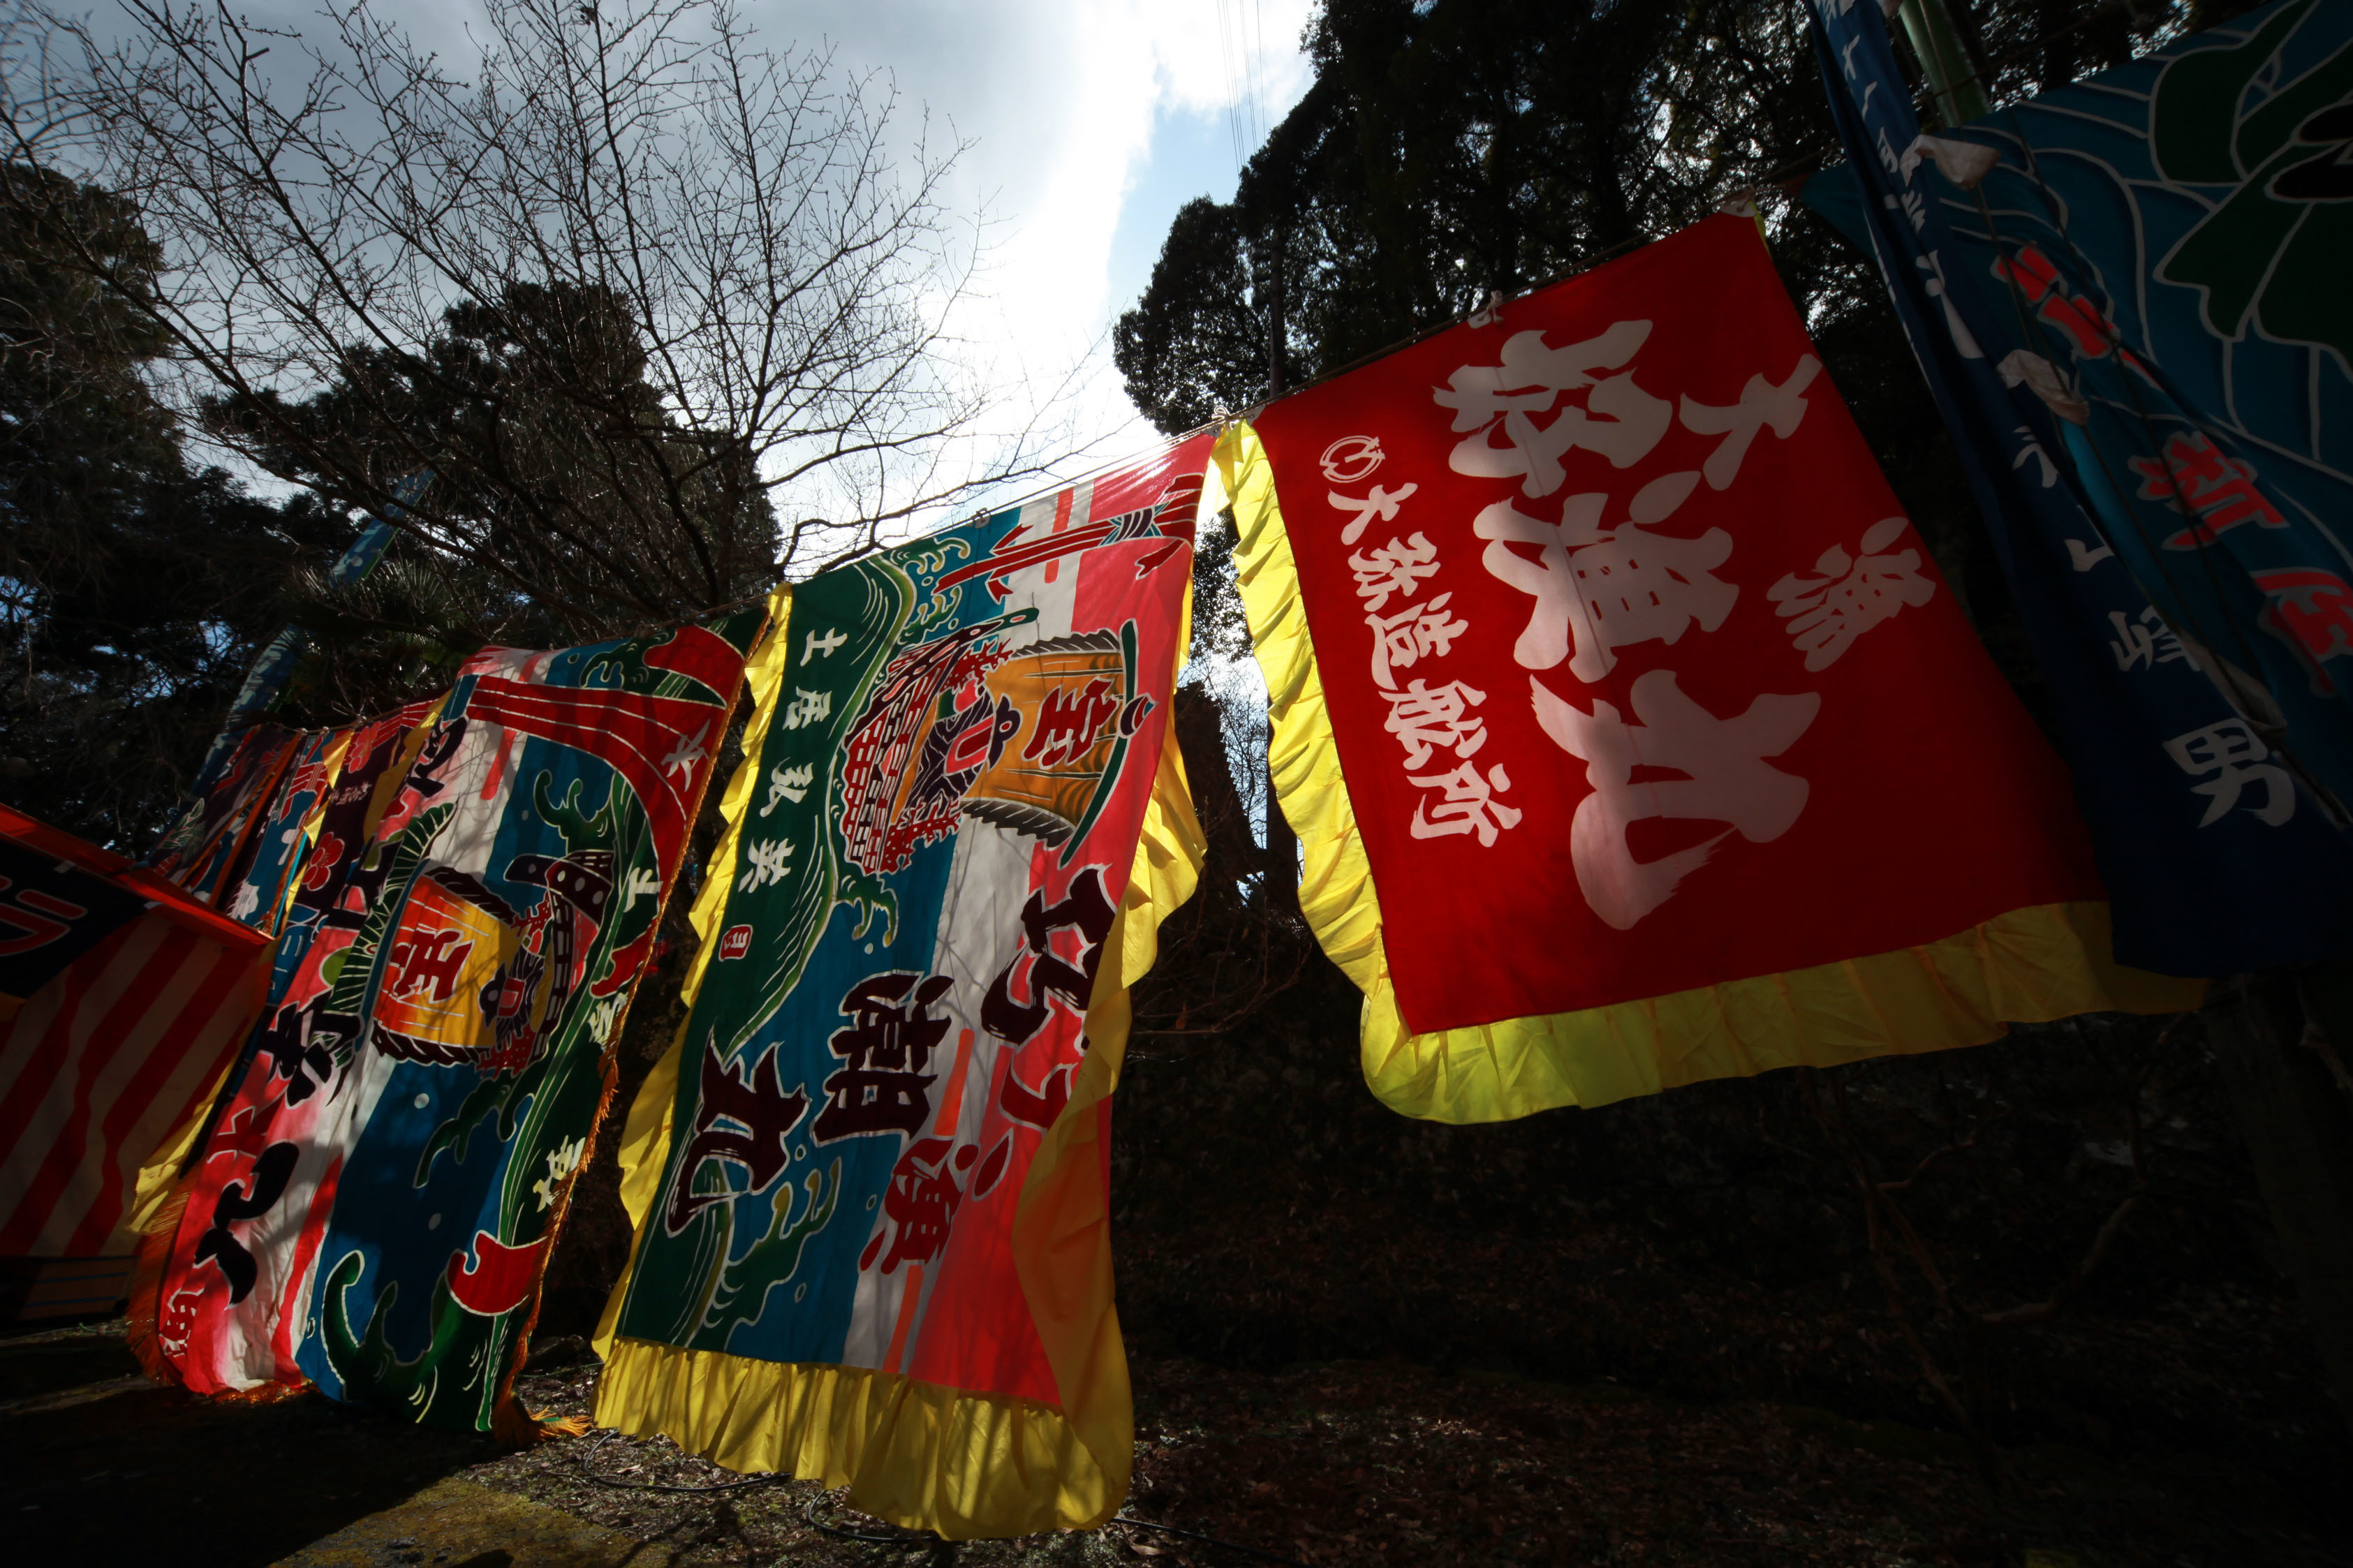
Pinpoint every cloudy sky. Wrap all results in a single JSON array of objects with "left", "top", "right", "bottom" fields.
[
  {"left": 730, "top": 0, "right": 1317, "bottom": 492},
  {"left": 59, "top": 0, "right": 1314, "bottom": 521}
]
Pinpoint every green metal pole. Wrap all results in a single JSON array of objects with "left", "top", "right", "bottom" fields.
[{"left": 1896, "top": 0, "right": 1993, "bottom": 126}]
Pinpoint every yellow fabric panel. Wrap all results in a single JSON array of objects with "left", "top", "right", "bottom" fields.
[
  {"left": 996, "top": 929, "right": 1133, "bottom": 1534},
  {"left": 1204, "top": 421, "right": 1385, "bottom": 988},
  {"left": 1121, "top": 725, "right": 1207, "bottom": 991},
  {"left": 595, "top": 1339, "right": 1116, "bottom": 1539},
  {"left": 1211, "top": 420, "right": 2206, "bottom": 1125},
  {"left": 1121, "top": 577, "right": 1207, "bottom": 990},
  {"left": 591, "top": 572, "right": 1211, "bottom": 1539},
  {"left": 1359, "top": 901, "right": 2201, "bottom": 1121},
  {"left": 122, "top": 1041, "right": 241, "bottom": 1243},
  {"left": 593, "top": 584, "right": 792, "bottom": 1361}
]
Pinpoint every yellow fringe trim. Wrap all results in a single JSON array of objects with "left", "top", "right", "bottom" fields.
[
  {"left": 1209, "top": 419, "right": 2206, "bottom": 1125},
  {"left": 594, "top": 1341, "right": 1116, "bottom": 1537},
  {"left": 591, "top": 572, "right": 1207, "bottom": 1539}
]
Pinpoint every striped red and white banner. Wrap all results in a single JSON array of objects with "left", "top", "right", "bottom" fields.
[{"left": 0, "top": 807, "right": 270, "bottom": 1266}]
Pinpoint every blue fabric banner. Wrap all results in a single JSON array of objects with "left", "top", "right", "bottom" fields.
[
  {"left": 1804, "top": 0, "right": 2353, "bottom": 973},
  {"left": 1928, "top": 0, "right": 2353, "bottom": 799}
]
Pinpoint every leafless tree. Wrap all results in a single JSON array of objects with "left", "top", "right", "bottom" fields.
[{"left": 19, "top": 0, "right": 1065, "bottom": 637}]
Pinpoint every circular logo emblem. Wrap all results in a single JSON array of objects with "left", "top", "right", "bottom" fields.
[{"left": 1319, "top": 435, "right": 1386, "bottom": 485}]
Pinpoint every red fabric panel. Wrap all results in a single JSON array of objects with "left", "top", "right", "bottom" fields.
[
  {"left": 1251, "top": 215, "right": 2104, "bottom": 1033},
  {"left": 59, "top": 940, "right": 256, "bottom": 1255}
]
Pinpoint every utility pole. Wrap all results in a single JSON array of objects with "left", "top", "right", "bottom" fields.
[
  {"left": 1896, "top": 0, "right": 1992, "bottom": 126},
  {"left": 1262, "top": 231, "right": 1301, "bottom": 917}
]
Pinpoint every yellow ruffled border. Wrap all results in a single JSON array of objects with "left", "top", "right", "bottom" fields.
[
  {"left": 592, "top": 572, "right": 1208, "bottom": 1539},
  {"left": 594, "top": 1340, "right": 1114, "bottom": 1537},
  {"left": 1208, "top": 419, "right": 2206, "bottom": 1125}
]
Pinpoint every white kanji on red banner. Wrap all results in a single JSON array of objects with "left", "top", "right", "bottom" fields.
[
  {"left": 1434, "top": 321, "right": 1670, "bottom": 496},
  {"left": 1766, "top": 516, "right": 1937, "bottom": 671},
  {"left": 1474, "top": 473, "right": 1736, "bottom": 682},
  {"left": 1366, "top": 594, "right": 1471, "bottom": 688},
  {"left": 1327, "top": 482, "right": 1419, "bottom": 545},
  {"left": 1530, "top": 670, "right": 1820, "bottom": 929},
  {"left": 1350, "top": 533, "right": 1444, "bottom": 612},
  {"left": 1406, "top": 760, "right": 1521, "bottom": 847},
  {"left": 1678, "top": 355, "right": 1822, "bottom": 491},
  {"left": 1380, "top": 678, "right": 1490, "bottom": 770}
]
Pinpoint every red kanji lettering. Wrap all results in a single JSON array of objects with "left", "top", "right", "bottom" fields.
[
  {"left": 2127, "top": 431, "right": 2287, "bottom": 549},
  {"left": 1022, "top": 679, "right": 1123, "bottom": 769},
  {"left": 388, "top": 928, "right": 473, "bottom": 1003},
  {"left": 860, "top": 1136, "right": 979, "bottom": 1273}
]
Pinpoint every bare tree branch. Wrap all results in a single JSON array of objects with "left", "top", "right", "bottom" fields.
[{"left": 27, "top": 0, "right": 1069, "bottom": 639}]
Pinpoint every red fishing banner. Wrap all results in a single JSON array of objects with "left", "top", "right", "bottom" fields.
[
  {"left": 0, "top": 805, "right": 270, "bottom": 1271},
  {"left": 1221, "top": 215, "right": 2197, "bottom": 1119}
]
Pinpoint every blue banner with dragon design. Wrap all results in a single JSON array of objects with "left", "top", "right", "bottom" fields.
[{"left": 1805, "top": 0, "right": 2353, "bottom": 973}]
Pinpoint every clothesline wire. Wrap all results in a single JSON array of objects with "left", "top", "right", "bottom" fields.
[{"left": 832, "top": 419, "right": 1227, "bottom": 565}]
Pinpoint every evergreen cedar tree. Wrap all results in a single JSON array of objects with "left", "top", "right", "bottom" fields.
[
  {"left": 0, "top": 163, "right": 353, "bottom": 850},
  {"left": 213, "top": 279, "right": 782, "bottom": 651},
  {"left": 1115, "top": 0, "right": 2273, "bottom": 704}
]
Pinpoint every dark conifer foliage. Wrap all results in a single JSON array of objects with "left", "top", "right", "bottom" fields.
[
  {"left": 1116, "top": 0, "right": 2273, "bottom": 703},
  {"left": 0, "top": 163, "right": 349, "bottom": 848},
  {"left": 1116, "top": 1, "right": 2270, "bottom": 439},
  {"left": 212, "top": 279, "right": 783, "bottom": 716},
  {"left": 1117, "top": 1, "right": 1833, "bottom": 429}
]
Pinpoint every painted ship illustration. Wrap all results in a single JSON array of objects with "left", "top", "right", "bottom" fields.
[{"left": 838, "top": 619, "right": 1153, "bottom": 875}]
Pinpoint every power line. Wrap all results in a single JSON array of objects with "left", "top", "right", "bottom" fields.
[
  {"left": 1243, "top": 0, "right": 1268, "bottom": 150},
  {"left": 1213, "top": 0, "right": 1251, "bottom": 175}
]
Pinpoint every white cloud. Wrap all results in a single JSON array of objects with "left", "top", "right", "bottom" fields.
[
  {"left": 71, "top": 0, "right": 1314, "bottom": 526},
  {"left": 733, "top": 0, "right": 1315, "bottom": 511}
]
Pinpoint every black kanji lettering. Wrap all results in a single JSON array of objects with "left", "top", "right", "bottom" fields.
[
  {"left": 812, "top": 972, "right": 954, "bottom": 1141},
  {"left": 980, "top": 868, "right": 1115, "bottom": 1046}
]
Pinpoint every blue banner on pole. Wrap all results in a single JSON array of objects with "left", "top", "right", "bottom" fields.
[
  {"left": 1804, "top": 0, "right": 2353, "bottom": 974},
  {"left": 191, "top": 469, "right": 434, "bottom": 792}
]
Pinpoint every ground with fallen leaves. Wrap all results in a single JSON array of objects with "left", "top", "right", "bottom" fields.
[
  {"left": 6, "top": 1321, "right": 2338, "bottom": 1567},
  {"left": 9, "top": 1005, "right": 2347, "bottom": 1565}
]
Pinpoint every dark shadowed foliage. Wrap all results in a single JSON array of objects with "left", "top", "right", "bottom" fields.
[{"left": 0, "top": 160, "right": 351, "bottom": 847}]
